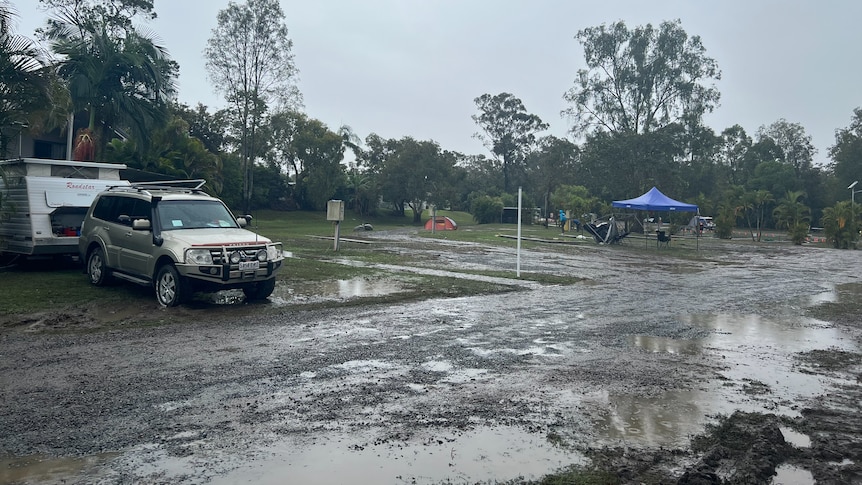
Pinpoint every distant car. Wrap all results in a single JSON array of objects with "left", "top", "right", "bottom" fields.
[
  {"left": 78, "top": 181, "right": 284, "bottom": 307},
  {"left": 697, "top": 216, "right": 716, "bottom": 230}
]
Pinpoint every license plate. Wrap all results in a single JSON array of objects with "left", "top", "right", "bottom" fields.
[{"left": 238, "top": 261, "right": 260, "bottom": 271}]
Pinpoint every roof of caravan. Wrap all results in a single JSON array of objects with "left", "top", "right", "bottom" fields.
[{"left": 0, "top": 157, "right": 127, "bottom": 170}]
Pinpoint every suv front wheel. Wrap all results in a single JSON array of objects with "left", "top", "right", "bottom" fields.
[
  {"left": 155, "top": 264, "right": 189, "bottom": 307},
  {"left": 243, "top": 278, "right": 276, "bottom": 301}
]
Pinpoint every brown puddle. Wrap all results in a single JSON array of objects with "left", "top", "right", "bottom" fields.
[{"left": 0, "top": 453, "right": 117, "bottom": 484}]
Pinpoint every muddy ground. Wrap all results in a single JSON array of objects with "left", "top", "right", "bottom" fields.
[{"left": 1, "top": 230, "right": 861, "bottom": 484}]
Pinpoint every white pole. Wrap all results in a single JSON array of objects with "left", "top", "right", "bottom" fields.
[
  {"left": 66, "top": 113, "right": 74, "bottom": 160},
  {"left": 517, "top": 187, "right": 522, "bottom": 278}
]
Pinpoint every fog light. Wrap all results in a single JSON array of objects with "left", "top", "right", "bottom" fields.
[
  {"left": 256, "top": 249, "right": 267, "bottom": 262},
  {"left": 229, "top": 251, "right": 242, "bottom": 264}
]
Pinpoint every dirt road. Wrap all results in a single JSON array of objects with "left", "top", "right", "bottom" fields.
[{"left": 1, "top": 233, "right": 861, "bottom": 484}]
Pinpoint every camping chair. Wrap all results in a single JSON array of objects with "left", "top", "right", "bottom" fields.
[{"left": 656, "top": 230, "right": 671, "bottom": 248}]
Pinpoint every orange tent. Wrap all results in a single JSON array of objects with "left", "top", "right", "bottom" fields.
[{"left": 424, "top": 216, "right": 457, "bottom": 231}]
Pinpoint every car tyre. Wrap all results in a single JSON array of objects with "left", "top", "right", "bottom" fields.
[
  {"left": 87, "top": 247, "right": 112, "bottom": 286},
  {"left": 243, "top": 278, "right": 276, "bottom": 301},
  {"left": 155, "top": 264, "right": 189, "bottom": 307}
]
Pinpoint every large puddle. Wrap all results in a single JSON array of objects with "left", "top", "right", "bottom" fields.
[
  {"left": 209, "top": 426, "right": 585, "bottom": 485},
  {"left": 590, "top": 312, "right": 856, "bottom": 447}
]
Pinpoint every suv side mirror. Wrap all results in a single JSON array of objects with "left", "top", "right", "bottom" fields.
[
  {"left": 132, "top": 219, "right": 151, "bottom": 231},
  {"left": 236, "top": 215, "right": 253, "bottom": 227}
]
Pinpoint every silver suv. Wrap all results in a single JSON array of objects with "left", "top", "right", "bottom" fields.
[{"left": 78, "top": 181, "right": 284, "bottom": 306}]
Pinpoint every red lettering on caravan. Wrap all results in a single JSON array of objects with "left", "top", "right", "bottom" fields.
[{"left": 66, "top": 182, "right": 96, "bottom": 190}]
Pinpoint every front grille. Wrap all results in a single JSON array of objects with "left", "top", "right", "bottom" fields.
[{"left": 208, "top": 246, "right": 266, "bottom": 265}]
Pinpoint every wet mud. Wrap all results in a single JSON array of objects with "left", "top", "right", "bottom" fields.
[{"left": 1, "top": 231, "right": 861, "bottom": 484}]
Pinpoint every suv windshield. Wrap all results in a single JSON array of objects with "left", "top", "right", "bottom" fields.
[{"left": 157, "top": 200, "right": 239, "bottom": 231}]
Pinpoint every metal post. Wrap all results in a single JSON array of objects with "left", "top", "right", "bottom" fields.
[
  {"left": 850, "top": 181, "right": 859, "bottom": 242},
  {"left": 334, "top": 221, "right": 340, "bottom": 251},
  {"left": 517, "top": 187, "right": 522, "bottom": 278}
]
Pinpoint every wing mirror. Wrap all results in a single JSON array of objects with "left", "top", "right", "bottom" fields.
[
  {"left": 132, "top": 219, "right": 151, "bottom": 231},
  {"left": 236, "top": 214, "right": 253, "bottom": 227}
]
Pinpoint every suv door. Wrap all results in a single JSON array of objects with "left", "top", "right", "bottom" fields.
[{"left": 116, "top": 198, "right": 155, "bottom": 277}]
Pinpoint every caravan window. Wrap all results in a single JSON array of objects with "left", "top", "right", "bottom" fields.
[{"left": 50, "top": 165, "right": 98, "bottom": 179}]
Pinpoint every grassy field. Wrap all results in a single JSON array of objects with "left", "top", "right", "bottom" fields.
[{"left": 0, "top": 207, "right": 819, "bottom": 317}]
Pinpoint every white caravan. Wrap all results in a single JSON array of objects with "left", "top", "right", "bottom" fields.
[{"left": 0, "top": 158, "right": 129, "bottom": 258}]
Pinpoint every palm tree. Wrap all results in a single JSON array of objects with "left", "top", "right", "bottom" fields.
[
  {"left": 0, "top": 2, "right": 56, "bottom": 158},
  {"left": 773, "top": 190, "right": 811, "bottom": 245},
  {"left": 753, "top": 190, "right": 774, "bottom": 242},
  {"left": 821, "top": 201, "right": 857, "bottom": 249},
  {"left": 48, "top": 13, "right": 176, "bottom": 160}
]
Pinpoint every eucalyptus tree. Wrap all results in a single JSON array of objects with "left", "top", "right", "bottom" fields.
[
  {"left": 564, "top": 19, "right": 720, "bottom": 137},
  {"left": 756, "top": 119, "right": 815, "bottom": 178},
  {"left": 472, "top": 92, "right": 547, "bottom": 193},
  {"left": 564, "top": 20, "right": 720, "bottom": 200},
  {"left": 205, "top": 0, "right": 300, "bottom": 212},
  {"left": 829, "top": 108, "right": 862, "bottom": 191},
  {"left": 0, "top": 2, "right": 56, "bottom": 158},
  {"left": 526, "top": 136, "right": 578, "bottom": 218},
  {"left": 716, "top": 125, "right": 752, "bottom": 186},
  {"left": 44, "top": 0, "right": 175, "bottom": 160}
]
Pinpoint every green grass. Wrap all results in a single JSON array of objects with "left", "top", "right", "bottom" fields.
[{"left": 0, "top": 266, "right": 144, "bottom": 314}]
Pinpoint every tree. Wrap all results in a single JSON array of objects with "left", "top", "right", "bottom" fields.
[
  {"left": 0, "top": 2, "right": 60, "bottom": 158},
  {"left": 46, "top": 0, "right": 176, "bottom": 160},
  {"left": 821, "top": 201, "right": 857, "bottom": 249},
  {"left": 564, "top": 19, "right": 720, "bottom": 136},
  {"left": 173, "top": 102, "right": 229, "bottom": 155},
  {"left": 752, "top": 189, "right": 774, "bottom": 242},
  {"left": 716, "top": 125, "right": 752, "bottom": 186},
  {"left": 526, "top": 136, "right": 578, "bottom": 218},
  {"left": 380, "top": 137, "right": 453, "bottom": 223},
  {"left": 472, "top": 92, "right": 547, "bottom": 193},
  {"left": 38, "top": 0, "right": 157, "bottom": 39},
  {"left": 829, "top": 108, "right": 862, "bottom": 190},
  {"left": 205, "top": 0, "right": 300, "bottom": 212},
  {"left": 267, "top": 111, "right": 345, "bottom": 210},
  {"left": 773, "top": 190, "right": 811, "bottom": 245},
  {"left": 551, "top": 185, "right": 600, "bottom": 224},
  {"left": 756, "top": 119, "right": 816, "bottom": 177}
]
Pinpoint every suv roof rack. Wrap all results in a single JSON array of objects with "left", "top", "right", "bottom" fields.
[{"left": 106, "top": 179, "right": 208, "bottom": 195}]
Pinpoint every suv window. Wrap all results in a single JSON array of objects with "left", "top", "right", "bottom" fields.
[
  {"left": 92, "top": 195, "right": 151, "bottom": 226},
  {"left": 157, "top": 200, "right": 239, "bottom": 230}
]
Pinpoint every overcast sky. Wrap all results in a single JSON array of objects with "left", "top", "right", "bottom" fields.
[{"left": 9, "top": 0, "right": 862, "bottom": 166}]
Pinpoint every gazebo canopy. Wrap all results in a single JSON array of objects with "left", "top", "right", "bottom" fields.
[{"left": 612, "top": 187, "right": 698, "bottom": 213}]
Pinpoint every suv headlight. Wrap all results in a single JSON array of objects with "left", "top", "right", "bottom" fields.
[
  {"left": 267, "top": 245, "right": 280, "bottom": 261},
  {"left": 186, "top": 248, "right": 213, "bottom": 265}
]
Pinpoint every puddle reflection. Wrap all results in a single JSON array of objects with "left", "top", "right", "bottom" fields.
[
  {"left": 771, "top": 464, "right": 814, "bottom": 485},
  {"left": 210, "top": 426, "right": 585, "bottom": 485},
  {"left": 274, "top": 277, "right": 408, "bottom": 304},
  {"left": 599, "top": 313, "right": 857, "bottom": 446}
]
